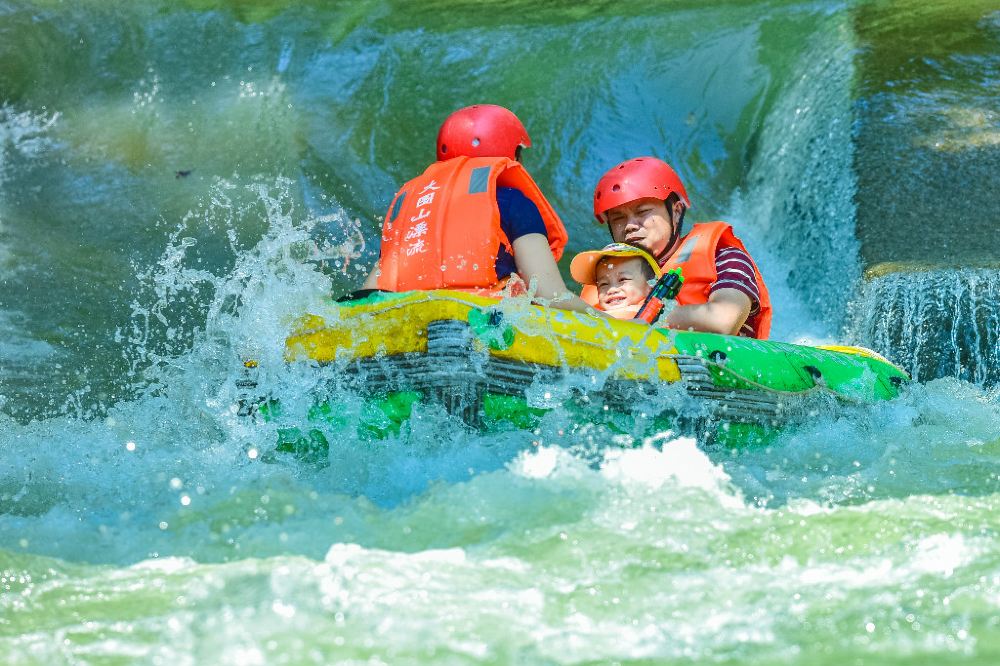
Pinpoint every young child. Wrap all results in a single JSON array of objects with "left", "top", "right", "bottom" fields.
[{"left": 570, "top": 243, "right": 661, "bottom": 319}]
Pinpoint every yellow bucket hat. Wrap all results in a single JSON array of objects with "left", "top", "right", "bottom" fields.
[{"left": 569, "top": 243, "right": 662, "bottom": 285}]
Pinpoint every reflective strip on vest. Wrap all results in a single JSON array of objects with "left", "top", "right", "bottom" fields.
[
  {"left": 674, "top": 233, "right": 700, "bottom": 264},
  {"left": 468, "top": 167, "right": 491, "bottom": 194}
]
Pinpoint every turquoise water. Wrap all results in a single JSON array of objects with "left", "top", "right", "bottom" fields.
[{"left": 2, "top": 1, "right": 999, "bottom": 663}]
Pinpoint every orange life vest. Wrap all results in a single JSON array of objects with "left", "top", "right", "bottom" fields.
[
  {"left": 581, "top": 222, "right": 772, "bottom": 339},
  {"left": 376, "top": 156, "right": 568, "bottom": 293}
]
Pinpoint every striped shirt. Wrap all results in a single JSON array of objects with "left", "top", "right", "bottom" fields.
[{"left": 710, "top": 246, "right": 761, "bottom": 337}]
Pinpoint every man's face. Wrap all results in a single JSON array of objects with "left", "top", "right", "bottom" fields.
[
  {"left": 605, "top": 197, "right": 675, "bottom": 259},
  {"left": 594, "top": 256, "right": 651, "bottom": 312}
]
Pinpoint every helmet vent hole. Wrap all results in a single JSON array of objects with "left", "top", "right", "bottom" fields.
[
  {"left": 472, "top": 137, "right": 481, "bottom": 147},
  {"left": 441, "top": 144, "right": 448, "bottom": 154},
  {"left": 596, "top": 192, "right": 601, "bottom": 200},
  {"left": 612, "top": 184, "right": 621, "bottom": 192}
]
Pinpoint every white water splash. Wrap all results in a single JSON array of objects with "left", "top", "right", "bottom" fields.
[{"left": 0, "top": 105, "right": 60, "bottom": 182}]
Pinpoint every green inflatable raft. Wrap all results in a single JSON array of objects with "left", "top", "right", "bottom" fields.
[{"left": 236, "top": 289, "right": 908, "bottom": 458}]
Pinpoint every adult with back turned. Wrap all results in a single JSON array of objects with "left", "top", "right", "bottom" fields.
[{"left": 364, "top": 104, "right": 598, "bottom": 314}]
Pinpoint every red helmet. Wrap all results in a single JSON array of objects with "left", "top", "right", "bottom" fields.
[
  {"left": 436, "top": 104, "right": 531, "bottom": 161},
  {"left": 593, "top": 157, "right": 691, "bottom": 222}
]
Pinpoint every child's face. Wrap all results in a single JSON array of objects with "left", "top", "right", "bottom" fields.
[{"left": 594, "top": 256, "right": 652, "bottom": 311}]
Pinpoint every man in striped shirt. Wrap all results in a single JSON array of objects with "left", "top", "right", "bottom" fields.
[{"left": 591, "top": 157, "right": 772, "bottom": 339}]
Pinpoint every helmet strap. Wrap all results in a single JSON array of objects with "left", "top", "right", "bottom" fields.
[{"left": 656, "top": 201, "right": 685, "bottom": 264}]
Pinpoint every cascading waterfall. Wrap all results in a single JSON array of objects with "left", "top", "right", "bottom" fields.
[
  {"left": 850, "top": 267, "right": 1000, "bottom": 386},
  {"left": 736, "top": 11, "right": 860, "bottom": 342}
]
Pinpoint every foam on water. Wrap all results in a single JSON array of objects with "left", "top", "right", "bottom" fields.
[
  {"left": 0, "top": 105, "right": 59, "bottom": 182},
  {"left": 3, "top": 394, "right": 997, "bottom": 662}
]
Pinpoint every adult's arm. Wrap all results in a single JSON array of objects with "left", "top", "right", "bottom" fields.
[
  {"left": 511, "top": 233, "right": 611, "bottom": 317},
  {"left": 661, "top": 287, "right": 751, "bottom": 335}
]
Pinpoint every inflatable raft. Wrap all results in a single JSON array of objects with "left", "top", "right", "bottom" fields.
[{"left": 239, "top": 290, "right": 908, "bottom": 455}]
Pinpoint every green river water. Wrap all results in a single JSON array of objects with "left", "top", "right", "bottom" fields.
[{"left": 1, "top": 0, "right": 999, "bottom": 663}]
